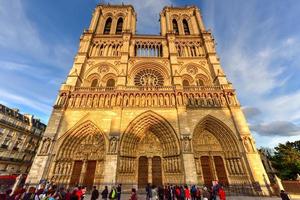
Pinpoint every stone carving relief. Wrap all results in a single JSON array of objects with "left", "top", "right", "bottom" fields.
[
  {"left": 226, "top": 158, "right": 245, "bottom": 175},
  {"left": 118, "top": 156, "right": 135, "bottom": 174},
  {"left": 109, "top": 136, "right": 119, "bottom": 154},
  {"left": 56, "top": 93, "right": 68, "bottom": 107},
  {"left": 39, "top": 138, "right": 51, "bottom": 154},
  {"left": 193, "top": 130, "right": 222, "bottom": 153},
  {"left": 242, "top": 136, "right": 255, "bottom": 153},
  {"left": 182, "top": 136, "right": 191, "bottom": 153},
  {"left": 74, "top": 134, "right": 105, "bottom": 160},
  {"left": 186, "top": 65, "right": 198, "bottom": 75},
  {"left": 137, "top": 131, "right": 162, "bottom": 156},
  {"left": 163, "top": 156, "right": 181, "bottom": 173},
  {"left": 203, "top": 34, "right": 216, "bottom": 53},
  {"left": 98, "top": 65, "right": 109, "bottom": 74}
]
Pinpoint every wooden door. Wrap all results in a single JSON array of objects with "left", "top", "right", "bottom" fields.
[
  {"left": 201, "top": 156, "right": 213, "bottom": 187},
  {"left": 83, "top": 160, "right": 97, "bottom": 189},
  {"left": 213, "top": 156, "right": 228, "bottom": 186},
  {"left": 70, "top": 161, "right": 83, "bottom": 186},
  {"left": 152, "top": 156, "right": 162, "bottom": 187},
  {"left": 138, "top": 156, "right": 148, "bottom": 188}
]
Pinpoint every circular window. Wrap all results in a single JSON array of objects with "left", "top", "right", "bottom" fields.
[{"left": 134, "top": 69, "right": 164, "bottom": 87}]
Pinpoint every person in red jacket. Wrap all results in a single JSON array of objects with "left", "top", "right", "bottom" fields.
[
  {"left": 218, "top": 186, "right": 226, "bottom": 200},
  {"left": 184, "top": 185, "right": 191, "bottom": 200}
]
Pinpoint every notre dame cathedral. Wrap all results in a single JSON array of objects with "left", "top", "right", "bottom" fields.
[{"left": 27, "top": 4, "right": 271, "bottom": 195}]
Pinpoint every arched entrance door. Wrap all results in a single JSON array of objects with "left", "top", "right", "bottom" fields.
[
  {"left": 152, "top": 156, "right": 162, "bottom": 187},
  {"left": 200, "top": 156, "right": 213, "bottom": 186},
  {"left": 138, "top": 156, "right": 148, "bottom": 188},
  {"left": 51, "top": 121, "right": 106, "bottom": 189},
  {"left": 118, "top": 111, "right": 182, "bottom": 186},
  {"left": 193, "top": 115, "right": 245, "bottom": 186}
]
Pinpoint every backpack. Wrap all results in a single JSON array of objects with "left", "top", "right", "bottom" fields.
[{"left": 109, "top": 189, "right": 116, "bottom": 199}]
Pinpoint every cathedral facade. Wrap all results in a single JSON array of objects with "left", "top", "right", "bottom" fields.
[{"left": 27, "top": 4, "right": 271, "bottom": 195}]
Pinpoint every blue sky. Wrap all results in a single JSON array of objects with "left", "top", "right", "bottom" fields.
[{"left": 0, "top": 0, "right": 299, "bottom": 148}]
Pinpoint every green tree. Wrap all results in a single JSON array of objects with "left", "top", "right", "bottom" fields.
[{"left": 271, "top": 140, "right": 300, "bottom": 180}]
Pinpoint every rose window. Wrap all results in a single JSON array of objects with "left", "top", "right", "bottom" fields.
[{"left": 134, "top": 69, "right": 164, "bottom": 87}]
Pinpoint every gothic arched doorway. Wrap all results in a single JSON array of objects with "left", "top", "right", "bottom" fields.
[
  {"left": 50, "top": 121, "right": 106, "bottom": 189},
  {"left": 192, "top": 115, "right": 249, "bottom": 186},
  {"left": 118, "top": 111, "right": 182, "bottom": 187}
]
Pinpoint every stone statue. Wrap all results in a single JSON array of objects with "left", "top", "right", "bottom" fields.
[
  {"left": 110, "top": 137, "right": 117, "bottom": 153},
  {"left": 183, "top": 138, "right": 191, "bottom": 152},
  {"left": 243, "top": 137, "right": 252, "bottom": 153},
  {"left": 40, "top": 139, "right": 50, "bottom": 154}
]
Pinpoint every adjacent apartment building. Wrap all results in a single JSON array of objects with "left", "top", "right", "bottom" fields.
[{"left": 0, "top": 104, "right": 46, "bottom": 175}]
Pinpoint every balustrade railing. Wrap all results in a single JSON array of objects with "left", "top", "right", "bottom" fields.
[{"left": 56, "top": 86, "right": 238, "bottom": 109}]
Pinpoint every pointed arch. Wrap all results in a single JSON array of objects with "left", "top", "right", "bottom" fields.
[
  {"left": 192, "top": 115, "right": 240, "bottom": 152},
  {"left": 91, "top": 79, "right": 98, "bottom": 87},
  {"left": 120, "top": 111, "right": 180, "bottom": 157},
  {"left": 172, "top": 19, "right": 179, "bottom": 34},
  {"left": 116, "top": 17, "right": 123, "bottom": 34},
  {"left": 56, "top": 120, "right": 107, "bottom": 161},
  {"left": 183, "top": 19, "right": 190, "bottom": 35},
  {"left": 103, "top": 17, "right": 112, "bottom": 34}
]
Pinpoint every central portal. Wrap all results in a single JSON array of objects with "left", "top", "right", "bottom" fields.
[
  {"left": 118, "top": 111, "right": 183, "bottom": 186},
  {"left": 137, "top": 131, "right": 163, "bottom": 188}
]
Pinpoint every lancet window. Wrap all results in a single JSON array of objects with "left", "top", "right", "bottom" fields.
[
  {"left": 116, "top": 18, "right": 123, "bottom": 34},
  {"left": 103, "top": 17, "right": 112, "bottom": 34},
  {"left": 172, "top": 19, "right": 179, "bottom": 34},
  {"left": 183, "top": 19, "right": 190, "bottom": 35}
]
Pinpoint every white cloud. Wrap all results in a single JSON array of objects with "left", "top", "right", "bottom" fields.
[
  {"left": 0, "top": 0, "right": 74, "bottom": 68},
  {"left": 251, "top": 121, "right": 300, "bottom": 136},
  {"left": 201, "top": 1, "right": 300, "bottom": 147},
  {"left": 0, "top": 88, "right": 52, "bottom": 115}
]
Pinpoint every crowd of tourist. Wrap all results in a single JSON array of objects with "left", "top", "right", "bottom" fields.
[
  {"left": 144, "top": 183, "right": 226, "bottom": 200},
  {"left": 0, "top": 182, "right": 226, "bottom": 200},
  {"left": 0, "top": 181, "right": 292, "bottom": 200}
]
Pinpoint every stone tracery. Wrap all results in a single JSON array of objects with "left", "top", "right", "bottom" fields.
[{"left": 134, "top": 69, "right": 164, "bottom": 87}]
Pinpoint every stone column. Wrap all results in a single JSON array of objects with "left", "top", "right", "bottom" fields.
[
  {"left": 210, "top": 156, "right": 218, "bottom": 181},
  {"left": 127, "top": 8, "right": 132, "bottom": 31},
  {"left": 79, "top": 160, "right": 88, "bottom": 185},
  {"left": 102, "top": 155, "right": 118, "bottom": 186},
  {"left": 195, "top": 9, "right": 205, "bottom": 31},
  {"left": 181, "top": 136, "right": 197, "bottom": 185},
  {"left": 160, "top": 14, "right": 167, "bottom": 36},
  {"left": 191, "top": 16, "right": 200, "bottom": 35},
  {"left": 89, "top": 7, "right": 101, "bottom": 32},
  {"left": 148, "top": 157, "right": 152, "bottom": 184}
]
